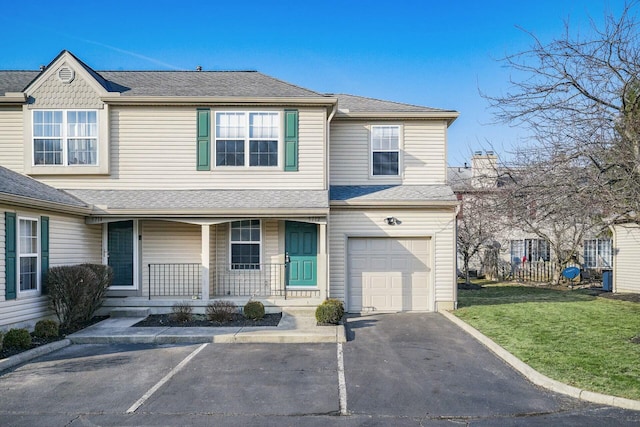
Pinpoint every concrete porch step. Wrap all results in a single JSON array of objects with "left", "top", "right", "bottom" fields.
[
  {"left": 110, "top": 308, "right": 150, "bottom": 318},
  {"left": 282, "top": 307, "right": 317, "bottom": 317}
]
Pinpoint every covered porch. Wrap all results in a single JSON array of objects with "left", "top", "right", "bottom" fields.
[{"left": 70, "top": 188, "right": 330, "bottom": 312}]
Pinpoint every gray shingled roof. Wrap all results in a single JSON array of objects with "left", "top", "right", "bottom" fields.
[
  {"left": 100, "top": 71, "right": 325, "bottom": 97},
  {"left": 66, "top": 189, "right": 328, "bottom": 211},
  {"left": 447, "top": 166, "right": 473, "bottom": 191},
  {"left": 330, "top": 185, "right": 456, "bottom": 203},
  {"left": 334, "top": 93, "right": 455, "bottom": 114},
  {"left": 0, "top": 69, "right": 325, "bottom": 98},
  {"left": 0, "top": 71, "right": 38, "bottom": 96},
  {"left": 0, "top": 166, "right": 88, "bottom": 208}
]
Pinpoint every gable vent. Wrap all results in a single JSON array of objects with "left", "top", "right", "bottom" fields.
[{"left": 57, "top": 67, "right": 75, "bottom": 84}]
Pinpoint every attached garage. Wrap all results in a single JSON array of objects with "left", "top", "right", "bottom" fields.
[{"left": 347, "top": 237, "right": 431, "bottom": 312}]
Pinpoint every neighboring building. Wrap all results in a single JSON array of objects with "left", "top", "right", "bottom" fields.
[
  {"left": 611, "top": 221, "right": 640, "bottom": 294},
  {"left": 0, "top": 50, "right": 459, "bottom": 328},
  {"left": 449, "top": 151, "right": 612, "bottom": 278}
]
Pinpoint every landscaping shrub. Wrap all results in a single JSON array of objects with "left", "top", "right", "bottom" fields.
[
  {"left": 315, "top": 299, "right": 345, "bottom": 324},
  {"left": 0, "top": 330, "right": 4, "bottom": 351},
  {"left": 79, "top": 263, "right": 113, "bottom": 320},
  {"left": 47, "top": 264, "right": 113, "bottom": 329},
  {"left": 206, "top": 300, "right": 237, "bottom": 322},
  {"left": 33, "top": 319, "right": 59, "bottom": 338},
  {"left": 243, "top": 300, "right": 265, "bottom": 320},
  {"left": 171, "top": 302, "right": 193, "bottom": 322},
  {"left": 3, "top": 328, "right": 32, "bottom": 349}
]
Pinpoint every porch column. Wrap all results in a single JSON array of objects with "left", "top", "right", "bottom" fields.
[
  {"left": 319, "top": 222, "right": 328, "bottom": 301},
  {"left": 201, "top": 225, "right": 210, "bottom": 300}
]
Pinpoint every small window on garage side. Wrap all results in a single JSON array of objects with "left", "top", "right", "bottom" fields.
[
  {"left": 230, "top": 220, "right": 261, "bottom": 269},
  {"left": 371, "top": 125, "right": 400, "bottom": 176}
]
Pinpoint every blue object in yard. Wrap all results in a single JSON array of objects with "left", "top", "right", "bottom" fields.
[
  {"left": 602, "top": 270, "right": 612, "bottom": 291},
  {"left": 562, "top": 266, "right": 581, "bottom": 280}
]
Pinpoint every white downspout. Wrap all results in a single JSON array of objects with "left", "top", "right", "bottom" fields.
[{"left": 325, "top": 101, "right": 338, "bottom": 300}]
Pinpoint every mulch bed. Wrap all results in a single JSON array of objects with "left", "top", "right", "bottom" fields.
[
  {"left": 0, "top": 316, "right": 109, "bottom": 360},
  {"left": 132, "top": 313, "right": 282, "bottom": 328}
]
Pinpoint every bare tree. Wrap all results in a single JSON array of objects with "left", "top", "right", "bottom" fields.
[
  {"left": 456, "top": 190, "right": 499, "bottom": 284},
  {"left": 497, "top": 156, "right": 601, "bottom": 283},
  {"left": 486, "top": 2, "right": 640, "bottom": 224}
]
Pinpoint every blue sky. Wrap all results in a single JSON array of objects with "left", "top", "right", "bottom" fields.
[{"left": 0, "top": 0, "right": 626, "bottom": 165}]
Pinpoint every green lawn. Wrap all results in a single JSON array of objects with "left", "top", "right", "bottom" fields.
[{"left": 455, "top": 283, "right": 640, "bottom": 400}]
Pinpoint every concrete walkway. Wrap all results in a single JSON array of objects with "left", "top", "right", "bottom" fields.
[{"left": 69, "top": 311, "right": 346, "bottom": 345}]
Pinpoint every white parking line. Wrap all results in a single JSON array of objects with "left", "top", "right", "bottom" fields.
[
  {"left": 126, "top": 343, "right": 208, "bottom": 414},
  {"left": 337, "top": 342, "right": 348, "bottom": 415}
]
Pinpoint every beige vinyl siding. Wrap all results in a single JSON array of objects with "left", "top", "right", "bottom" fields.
[
  {"left": 403, "top": 121, "right": 447, "bottom": 185},
  {"left": 141, "top": 220, "right": 202, "bottom": 297},
  {"left": 0, "top": 107, "right": 25, "bottom": 173},
  {"left": 329, "top": 120, "right": 448, "bottom": 185},
  {"left": 0, "top": 296, "right": 52, "bottom": 330},
  {"left": 329, "top": 208, "right": 457, "bottom": 311},
  {"left": 50, "top": 215, "right": 102, "bottom": 266},
  {"left": 35, "top": 106, "right": 325, "bottom": 190},
  {"left": 613, "top": 223, "right": 640, "bottom": 294},
  {"left": 0, "top": 205, "right": 99, "bottom": 328},
  {"left": 0, "top": 210, "right": 5, "bottom": 303},
  {"left": 210, "top": 220, "right": 281, "bottom": 296}
]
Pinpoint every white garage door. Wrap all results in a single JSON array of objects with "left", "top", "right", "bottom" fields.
[{"left": 347, "top": 237, "right": 431, "bottom": 312}]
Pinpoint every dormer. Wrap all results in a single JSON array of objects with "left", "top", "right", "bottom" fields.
[{"left": 21, "top": 50, "right": 119, "bottom": 176}]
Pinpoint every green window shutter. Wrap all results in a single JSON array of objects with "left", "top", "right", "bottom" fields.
[
  {"left": 284, "top": 109, "right": 298, "bottom": 171},
  {"left": 196, "top": 108, "right": 211, "bottom": 171},
  {"left": 40, "top": 216, "right": 49, "bottom": 294},
  {"left": 5, "top": 212, "right": 16, "bottom": 300}
]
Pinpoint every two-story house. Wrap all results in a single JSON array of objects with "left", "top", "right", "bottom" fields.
[{"left": 0, "top": 50, "right": 459, "bottom": 329}]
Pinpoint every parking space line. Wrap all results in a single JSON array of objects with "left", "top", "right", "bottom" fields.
[
  {"left": 337, "top": 342, "right": 348, "bottom": 415},
  {"left": 126, "top": 343, "right": 208, "bottom": 414}
]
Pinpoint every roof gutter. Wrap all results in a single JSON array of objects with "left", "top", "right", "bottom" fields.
[
  {"left": 100, "top": 96, "right": 338, "bottom": 107},
  {"left": 86, "top": 207, "right": 330, "bottom": 217},
  {"left": 0, "top": 193, "right": 92, "bottom": 216},
  {"left": 0, "top": 92, "right": 28, "bottom": 104},
  {"left": 330, "top": 200, "right": 459, "bottom": 208},
  {"left": 335, "top": 111, "right": 459, "bottom": 125}
]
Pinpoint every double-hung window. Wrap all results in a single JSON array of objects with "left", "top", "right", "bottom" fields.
[
  {"left": 33, "top": 110, "right": 98, "bottom": 166},
  {"left": 371, "top": 125, "right": 400, "bottom": 176},
  {"left": 584, "top": 239, "right": 612, "bottom": 268},
  {"left": 18, "top": 218, "right": 39, "bottom": 292},
  {"left": 230, "top": 220, "right": 261, "bottom": 269},
  {"left": 510, "top": 239, "right": 550, "bottom": 262},
  {"left": 215, "top": 112, "right": 279, "bottom": 167}
]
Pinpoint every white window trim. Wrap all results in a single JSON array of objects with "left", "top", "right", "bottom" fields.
[
  {"left": 17, "top": 216, "right": 40, "bottom": 296},
  {"left": 369, "top": 124, "right": 402, "bottom": 178},
  {"left": 584, "top": 238, "right": 612, "bottom": 268},
  {"left": 102, "top": 220, "right": 139, "bottom": 290},
  {"left": 214, "top": 111, "right": 282, "bottom": 169},
  {"left": 32, "top": 109, "right": 99, "bottom": 167},
  {"left": 228, "top": 220, "right": 263, "bottom": 270}
]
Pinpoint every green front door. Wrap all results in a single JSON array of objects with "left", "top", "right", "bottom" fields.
[
  {"left": 285, "top": 221, "right": 317, "bottom": 287},
  {"left": 108, "top": 221, "right": 134, "bottom": 287}
]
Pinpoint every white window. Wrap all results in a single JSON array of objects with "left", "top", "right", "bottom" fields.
[
  {"left": 18, "top": 218, "right": 39, "bottom": 293},
  {"left": 371, "top": 125, "right": 400, "bottom": 176},
  {"left": 33, "top": 110, "right": 98, "bottom": 166},
  {"left": 584, "top": 239, "right": 612, "bottom": 268},
  {"left": 230, "top": 220, "right": 261, "bottom": 269},
  {"left": 215, "top": 112, "right": 279, "bottom": 167},
  {"left": 510, "top": 239, "right": 550, "bottom": 262}
]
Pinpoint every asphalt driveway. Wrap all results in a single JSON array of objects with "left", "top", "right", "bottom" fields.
[
  {"left": 0, "top": 313, "right": 639, "bottom": 426},
  {"left": 343, "top": 312, "right": 640, "bottom": 425}
]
